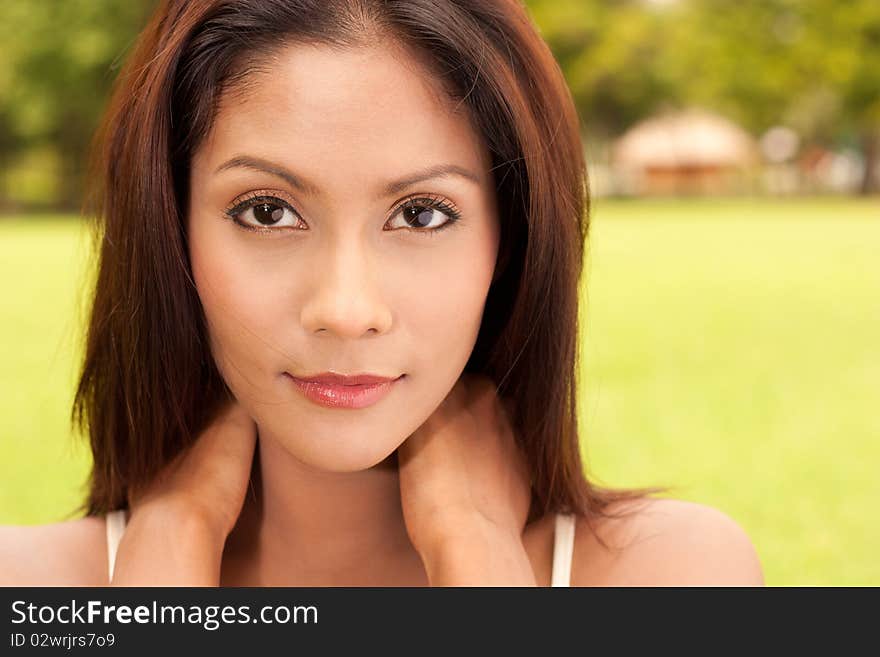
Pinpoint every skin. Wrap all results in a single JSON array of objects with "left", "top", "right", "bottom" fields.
[
  {"left": 189, "top": 43, "right": 501, "bottom": 477},
  {"left": 0, "top": 42, "right": 765, "bottom": 587},
  {"left": 184, "top": 41, "right": 518, "bottom": 585}
]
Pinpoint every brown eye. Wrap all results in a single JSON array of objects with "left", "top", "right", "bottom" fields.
[
  {"left": 403, "top": 204, "right": 445, "bottom": 229},
  {"left": 226, "top": 195, "right": 302, "bottom": 231},
  {"left": 253, "top": 202, "right": 286, "bottom": 225},
  {"left": 386, "top": 197, "right": 462, "bottom": 233}
]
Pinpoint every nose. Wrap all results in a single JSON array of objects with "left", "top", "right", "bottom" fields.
[{"left": 299, "top": 237, "right": 393, "bottom": 339}]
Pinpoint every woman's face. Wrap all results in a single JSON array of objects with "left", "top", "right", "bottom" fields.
[{"left": 187, "top": 43, "right": 500, "bottom": 472}]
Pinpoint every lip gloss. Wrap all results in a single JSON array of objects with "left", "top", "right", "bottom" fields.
[{"left": 285, "top": 374, "right": 402, "bottom": 409}]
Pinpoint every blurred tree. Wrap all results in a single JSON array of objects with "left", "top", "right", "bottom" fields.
[
  {"left": 1, "top": 0, "right": 877, "bottom": 206},
  {"left": 0, "top": 0, "right": 155, "bottom": 210},
  {"left": 525, "top": 0, "right": 678, "bottom": 139},
  {"left": 802, "top": 0, "right": 880, "bottom": 193},
  {"left": 526, "top": 0, "right": 880, "bottom": 194},
  {"left": 665, "top": 0, "right": 880, "bottom": 193}
]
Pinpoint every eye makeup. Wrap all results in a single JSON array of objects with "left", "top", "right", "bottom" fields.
[{"left": 222, "top": 190, "right": 464, "bottom": 237}]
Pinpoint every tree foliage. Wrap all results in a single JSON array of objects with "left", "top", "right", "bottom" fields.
[
  {"left": 525, "top": 0, "right": 879, "bottom": 191},
  {"left": 0, "top": 0, "right": 155, "bottom": 208},
  {"left": 1, "top": 0, "right": 877, "bottom": 207}
]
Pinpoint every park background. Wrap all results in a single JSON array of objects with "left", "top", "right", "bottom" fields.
[{"left": 0, "top": 0, "right": 877, "bottom": 585}]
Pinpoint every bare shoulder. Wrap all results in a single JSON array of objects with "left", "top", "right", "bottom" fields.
[
  {"left": 0, "top": 516, "right": 110, "bottom": 586},
  {"left": 570, "top": 497, "right": 765, "bottom": 586}
]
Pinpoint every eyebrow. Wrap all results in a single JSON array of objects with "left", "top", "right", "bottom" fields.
[{"left": 214, "top": 155, "right": 482, "bottom": 199}]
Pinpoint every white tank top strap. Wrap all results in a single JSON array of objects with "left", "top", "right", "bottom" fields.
[
  {"left": 105, "top": 509, "right": 128, "bottom": 582},
  {"left": 550, "top": 512, "right": 576, "bottom": 587}
]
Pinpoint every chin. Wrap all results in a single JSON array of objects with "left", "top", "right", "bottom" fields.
[
  {"left": 275, "top": 428, "right": 405, "bottom": 474},
  {"left": 304, "top": 448, "right": 401, "bottom": 474}
]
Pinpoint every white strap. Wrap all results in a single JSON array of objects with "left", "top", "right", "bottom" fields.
[
  {"left": 550, "top": 513, "right": 576, "bottom": 587},
  {"left": 105, "top": 509, "right": 127, "bottom": 582}
]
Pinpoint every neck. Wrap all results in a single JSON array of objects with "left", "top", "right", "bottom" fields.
[{"left": 223, "top": 431, "right": 426, "bottom": 585}]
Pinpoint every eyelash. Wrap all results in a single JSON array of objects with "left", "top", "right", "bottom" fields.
[{"left": 222, "top": 191, "right": 464, "bottom": 237}]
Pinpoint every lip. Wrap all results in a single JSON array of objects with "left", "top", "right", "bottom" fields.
[
  {"left": 292, "top": 372, "right": 400, "bottom": 386},
  {"left": 284, "top": 372, "right": 404, "bottom": 409}
]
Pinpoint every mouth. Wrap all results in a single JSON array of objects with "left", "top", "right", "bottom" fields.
[{"left": 283, "top": 372, "right": 405, "bottom": 409}]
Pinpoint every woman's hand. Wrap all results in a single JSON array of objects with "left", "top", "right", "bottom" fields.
[
  {"left": 127, "top": 399, "right": 258, "bottom": 539},
  {"left": 397, "top": 373, "right": 535, "bottom": 585},
  {"left": 111, "top": 399, "right": 258, "bottom": 585}
]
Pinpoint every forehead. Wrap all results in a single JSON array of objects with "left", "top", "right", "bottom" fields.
[{"left": 194, "top": 42, "right": 492, "bottom": 187}]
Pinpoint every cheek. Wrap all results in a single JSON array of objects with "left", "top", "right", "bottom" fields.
[
  {"left": 398, "top": 228, "right": 497, "bottom": 390},
  {"left": 186, "top": 215, "right": 498, "bottom": 471},
  {"left": 408, "top": 251, "right": 490, "bottom": 358},
  {"left": 189, "top": 225, "right": 284, "bottom": 398},
  {"left": 424, "top": 220, "right": 498, "bottom": 334}
]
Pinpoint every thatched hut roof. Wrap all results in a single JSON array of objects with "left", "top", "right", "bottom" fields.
[{"left": 612, "top": 109, "right": 760, "bottom": 169}]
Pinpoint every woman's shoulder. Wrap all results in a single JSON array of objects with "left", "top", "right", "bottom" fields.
[
  {"left": 0, "top": 515, "right": 110, "bottom": 586},
  {"left": 568, "top": 497, "right": 764, "bottom": 586}
]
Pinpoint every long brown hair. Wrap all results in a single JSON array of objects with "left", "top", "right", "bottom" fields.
[{"left": 72, "top": 0, "right": 668, "bottom": 540}]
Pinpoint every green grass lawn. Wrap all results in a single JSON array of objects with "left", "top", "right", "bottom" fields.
[{"left": 1, "top": 197, "right": 878, "bottom": 585}]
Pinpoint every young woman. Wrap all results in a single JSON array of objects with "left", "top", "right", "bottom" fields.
[{"left": 1, "top": 0, "right": 763, "bottom": 586}]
